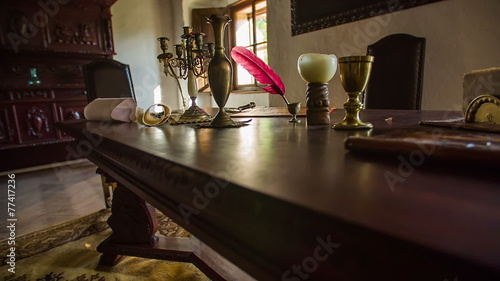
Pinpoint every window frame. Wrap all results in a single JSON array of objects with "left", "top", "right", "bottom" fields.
[{"left": 227, "top": 0, "right": 268, "bottom": 92}]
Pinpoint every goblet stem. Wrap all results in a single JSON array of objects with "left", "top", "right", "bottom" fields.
[
  {"left": 287, "top": 102, "right": 301, "bottom": 123},
  {"left": 289, "top": 114, "right": 299, "bottom": 123},
  {"left": 332, "top": 91, "right": 372, "bottom": 129}
]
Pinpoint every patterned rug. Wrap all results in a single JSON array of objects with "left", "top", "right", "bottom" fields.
[{"left": 0, "top": 209, "right": 210, "bottom": 281}]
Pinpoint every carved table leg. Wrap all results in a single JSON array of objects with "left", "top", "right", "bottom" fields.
[
  {"left": 96, "top": 168, "right": 117, "bottom": 208},
  {"left": 96, "top": 175, "right": 158, "bottom": 266},
  {"left": 93, "top": 172, "right": 253, "bottom": 280}
]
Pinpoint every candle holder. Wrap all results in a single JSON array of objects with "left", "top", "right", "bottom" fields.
[
  {"left": 333, "top": 56, "right": 374, "bottom": 130},
  {"left": 297, "top": 53, "right": 337, "bottom": 125},
  {"left": 157, "top": 26, "right": 215, "bottom": 122}
]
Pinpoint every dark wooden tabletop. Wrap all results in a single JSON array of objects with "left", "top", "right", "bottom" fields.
[{"left": 57, "top": 109, "right": 500, "bottom": 281}]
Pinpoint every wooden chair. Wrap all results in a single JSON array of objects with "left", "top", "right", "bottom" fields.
[
  {"left": 83, "top": 58, "right": 136, "bottom": 103},
  {"left": 83, "top": 58, "right": 136, "bottom": 207},
  {"left": 364, "top": 33, "right": 426, "bottom": 110}
]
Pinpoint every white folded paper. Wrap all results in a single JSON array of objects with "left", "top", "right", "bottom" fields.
[{"left": 84, "top": 98, "right": 137, "bottom": 122}]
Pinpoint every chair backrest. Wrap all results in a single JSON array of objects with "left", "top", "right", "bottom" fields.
[
  {"left": 83, "top": 58, "right": 135, "bottom": 103},
  {"left": 364, "top": 33, "right": 425, "bottom": 110}
]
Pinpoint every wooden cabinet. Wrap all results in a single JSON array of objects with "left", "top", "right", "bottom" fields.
[{"left": 0, "top": 0, "right": 117, "bottom": 171}]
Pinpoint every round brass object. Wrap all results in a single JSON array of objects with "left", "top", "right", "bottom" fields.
[
  {"left": 465, "top": 95, "right": 500, "bottom": 124},
  {"left": 143, "top": 104, "right": 171, "bottom": 126}
]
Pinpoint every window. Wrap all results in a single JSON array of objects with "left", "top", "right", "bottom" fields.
[
  {"left": 228, "top": 0, "right": 267, "bottom": 90},
  {"left": 191, "top": 1, "right": 268, "bottom": 92}
]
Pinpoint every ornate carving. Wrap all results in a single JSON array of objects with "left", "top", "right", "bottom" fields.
[
  {"left": 25, "top": 107, "right": 50, "bottom": 138},
  {"left": 102, "top": 18, "right": 114, "bottom": 51},
  {"left": 8, "top": 10, "right": 36, "bottom": 38},
  {"left": 99, "top": 180, "right": 159, "bottom": 265},
  {"left": 0, "top": 123, "right": 5, "bottom": 140},
  {"left": 0, "top": 113, "right": 8, "bottom": 141},
  {"left": 58, "top": 89, "right": 86, "bottom": 97},
  {"left": 49, "top": 64, "right": 82, "bottom": 78},
  {"left": 107, "top": 183, "right": 158, "bottom": 245},
  {"left": 54, "top": 22, "right": 97, "bottom": 45},
  {"left": 306, "top": 82, "right": 331, "bottom": 125},
  {"left": 14, "top": 90, "right": 50, "bottom": 99},
  {"left": 64, "top": 108, "right": 82, "bottom": 120}
]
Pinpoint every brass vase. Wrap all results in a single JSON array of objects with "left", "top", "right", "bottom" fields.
[
  {"left": 332, "top": 56, "right": 374, "bottom": 130},
  {"left": 205, "top": 14, "right": 238, "bottom": 127}
]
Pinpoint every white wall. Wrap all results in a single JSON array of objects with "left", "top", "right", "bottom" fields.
[
  {"left": 111, "top": 0, "right": 183, "bottom": 110},
  {"left": 113, "top": 0, "right": 500, "bottom": 111},
  {"left": 268, "top": 0, "right": 500, "bottom": 110}
]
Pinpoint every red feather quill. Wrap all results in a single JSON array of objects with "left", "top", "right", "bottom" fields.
[{"left": 231, "top": 46, "right": 289, "bottom": 104}]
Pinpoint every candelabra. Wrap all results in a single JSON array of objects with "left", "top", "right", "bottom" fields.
[{"left": 157, "top": 26, "right": 215, "bottom": 122}]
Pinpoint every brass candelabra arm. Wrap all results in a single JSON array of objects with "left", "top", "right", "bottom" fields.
[
  {"left": 191, "top": 54, "right": 211, "bottom": 78},
  {"left": 161, "top": 63, "right": 180, "bottom": 80},
  {"left": 159, "top": 57, "right": 189, "bottom": 80}
]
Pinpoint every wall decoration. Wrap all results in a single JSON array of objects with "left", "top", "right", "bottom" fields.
[
  {"left": 54, "top": 22, "right": 97, "bottom": 45},
  {"left": 25, "top": 107, "right": 49, "bottom": 138},
  {"left": 291, "top": 0, "right": 444, "bottom": 36}
]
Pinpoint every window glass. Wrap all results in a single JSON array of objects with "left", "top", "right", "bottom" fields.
[{"left": 233, "top": 0, "right": 267, "bottom": 88}]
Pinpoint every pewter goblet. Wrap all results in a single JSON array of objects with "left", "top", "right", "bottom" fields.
[
  {"left": 332, "top": 56, "right": 374, "bottom": 130},
  {"left": 287, "top": 102, "right": 301, "bottom": 123}
]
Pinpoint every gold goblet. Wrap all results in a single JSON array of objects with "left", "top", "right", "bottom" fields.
[{"left": 332, "top": 56, "right": 374, "bottom": 130}]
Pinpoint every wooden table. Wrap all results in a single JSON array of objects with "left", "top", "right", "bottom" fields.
[{"left": 57, "top": 110, "right": 500, "bottom": 281}]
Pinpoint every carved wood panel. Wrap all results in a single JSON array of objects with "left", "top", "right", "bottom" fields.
[
  {"left": 56, "top": 101, "right": 86, "bottom": 139},
  {"left": 0, "top": 91, "right": 12, "bottom": 102},
  {"left": 46, "top": 3, "right": 104, "bottom": 54},
  {"left": 14, "top": 102, "right": 58, "bottom": 144},
  {"left": 0, "top": 0, "right": 114, "bottom": 55},
  {"left": 0, "top": 106, "right": 16, "bottom": 145},
  {"left": 0, "top": 58, "right": 89, "bottom": 88},
  {"left": 12, "top": 89, "right": 53, "bottom": 100},
  {"left": 0, "top": 17, "right": 5, "bottom": 48},
  {"left": 0, "top": 0, "right": 116, "bottom": 170},
  {"left": 54, "top": 89, "right": 87, "bottom": 99},
  {"left": 0, "top": 3, "right": 48, "bottom": 52}
]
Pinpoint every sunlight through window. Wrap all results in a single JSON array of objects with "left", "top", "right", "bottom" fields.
[{"left": 233, "top": 0, "right": 267, "bottom": 88}]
